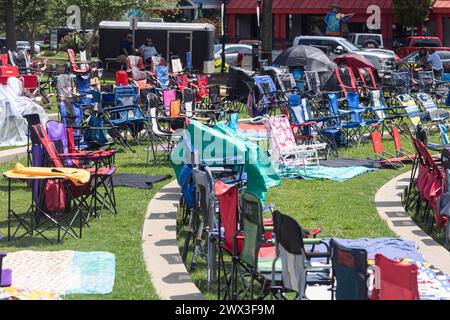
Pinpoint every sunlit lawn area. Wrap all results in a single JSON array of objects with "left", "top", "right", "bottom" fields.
[{"left": 0, "top": 144, "right": 173, "bottom": 300}]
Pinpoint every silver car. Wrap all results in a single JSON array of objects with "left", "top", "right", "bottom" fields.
[
  {"left": 214, "top": 44, "right": 253, "bottom": 67},
  {"left": 293, "top": 36, "right": 396, "bottom": 76}
]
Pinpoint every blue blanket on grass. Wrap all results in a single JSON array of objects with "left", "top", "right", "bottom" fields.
[
  {"left": 66, "top": 252, "right": 115, "bottom": 295},
  {"left": 280, "top": 165, "right": 374, "bottom": 182}
]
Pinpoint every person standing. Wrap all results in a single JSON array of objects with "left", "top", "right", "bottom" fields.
[
  {"left": 427, "top": 49, "right": 443, "bottom": 80},
  {"left": 139, "top": 38, "right": 158, "bottom": 65}
]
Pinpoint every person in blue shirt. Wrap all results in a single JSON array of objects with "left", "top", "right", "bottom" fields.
[
  {"left": 325, "top": 4, "right": 354, "bottom": 36},
  {"left": 427, "top": 49, "right": 443, "bottom": 80}
]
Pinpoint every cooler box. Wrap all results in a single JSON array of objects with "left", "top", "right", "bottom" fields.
[{"left": 0, "top": 66, "right": 19, "bottom": 77}]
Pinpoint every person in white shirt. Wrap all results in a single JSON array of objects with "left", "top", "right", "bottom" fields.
[
  {"left": 139, "top": 38, "right": 158, "bottom": 65},
  {"left": 427, "top": 49, "right": 443, "bottom": 80}
]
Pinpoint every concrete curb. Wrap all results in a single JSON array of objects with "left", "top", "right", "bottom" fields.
[
  {"left": 375, "top": 171, "right": 450, "bottom": 274},
  {"left": 142, "top": 180, "right": 203, "bottom": 300}
]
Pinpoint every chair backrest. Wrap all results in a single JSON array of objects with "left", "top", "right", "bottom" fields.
[
  {"left": 21, "top": 74, "right": 38, "bottom": 90},
  {"left": 171, "top": 56, "right": 183, "bottom": 73},
  {"left": 392, "top": 72, "right": 410, "bottom": 94},
  {"left": 170, "top": 100, "right": 181, "bottom": 117},
  {"left": 358, "top": 67, "right": 377, "bottom": 90},
  {"left": 370, "top": 131, "right": 384, "bottom": 155},
  {"left": 32, "top": 124, "right": 64, "bottom": 167},
  {"left": 418, "top": 71, "right": 434, "bottom": 92},
  {"left": 176, "top": 75, "right": 189, "bottom": 92},
  {"left": 331, "top": 239, "right": 368, "bottom": 300},
  {"left": 46, "top": 121, "right": 69, "bottom": 156},
  {"left": 114, "top": 85, "right": 138, "bottom": 107},
  {"left": 370, "top": 90, "right": 388, "bottom": 120},
  {"left": 67, "top": 49, "right": 76, "bottom": 65},
  {"left": 277, "top": 73, "right": 296, "bottom": 93},
  {"left": 335, "top": 67, "right": 358, "bottom": 96},
  {"left": 163, "top": 89, "right": 177, "bottom": 116},
  {"left": 127, "top": 55, "right": 144, "bottom": 71},
  {"left": 288, "top": 93, "right": 306, "bottom": 125},
  {"left": 392, "top": 127, "right": 403, "bottom": 151},
  {"left": 374, "top": 253, "right": 419, "bottom": 300},
  {"left": 183, "top": 88, "right": 194, "bottom": 117},
  {"left": 305, "top": 71, "right": 321, "bottom": 94},
  {"left": 272, "top": 210, "right": 307, "bottom": 295},
  {"left": 156, "top": 65, "right": 169, "bottom": 89},
  {"left": 397, "top": 94, "right": 422, "bottom": 127},
  {"left": 209, "top": 85, "right": 221, "bottom": 105},
  {"left": 240, "top": 191, "right": 265, "bottom": 267},
  {"left": 416, "top": 92, "right": 437, "bottom": 112},
  {"left": 116, "top": 70, "right": 129, "bottom": 87},
  {"left": 57, "top": 74, "right": 74, "bottom": 99},
  {"left": 268, "top": 115, "right": 297, "bottom": 152},
  {"left": 326, "top": 92, "right": 341, "bottom": 123},
  {"left": 439, "top": 123, "right": 450, "bottom": 144},
  {"left": 215, "top": 181, "right": 241, "bottom": 254},
  {"left": 255, "top": 75, "right": 277, "bottom": 104},
  {"left": 292, "top": 67, "right": 304, "bottom": 90},
  {"left": 347, "top": 91, "right": 363, "bottom": 123},
  {"left": 75, "top": 74, "right": 91, "bottom": 95}
]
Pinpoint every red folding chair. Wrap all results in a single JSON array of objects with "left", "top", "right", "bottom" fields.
[
  {"left": 372, "top": 253, "right": 419, "bottom": 300},
  {"left": 116, "top": 70, "right": 129, "bottom": 87},
  {"left": 67, "top": 49, "right": 92, "bottom": 75},
  {"left": 370, "top": 131, "right": 408, "bottom": 168},
  {"left": 335, "top": 67, "right": 359, "bottom": 98}
]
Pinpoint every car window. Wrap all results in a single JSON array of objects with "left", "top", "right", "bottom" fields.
[
  {"left": 241, "top": 47, "right": 252, "bottom": 54},
  {"left": 357, "top": 35, "right": 381, "bottom": 47},
  {"left": 320, "top": 40, "right": 338, "bottom": 50},
  {"left": 410, "top": 39, "right": 441, "bottom": 47},
  {"left": 439, "top": 51, "right": 450, "bottom": 60},
  {"left": 225, "top": 47, "right": 240, "bottom": 54},
  {"left": 297, "top": 39, "right": 322, "bottom": 46}
]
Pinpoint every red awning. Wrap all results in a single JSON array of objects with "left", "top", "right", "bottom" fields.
[
  {"left": 227, "top": 0, "right": 392, "bottom": 13},
  {"left": 432, "top": 0, "right": 450, "bottom": 13}
]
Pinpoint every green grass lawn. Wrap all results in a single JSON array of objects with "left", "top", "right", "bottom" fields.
[{"left": 0, "top": 144, "right": 173, "bottom": 300}]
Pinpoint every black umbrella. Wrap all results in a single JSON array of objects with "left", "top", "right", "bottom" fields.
[{"left": 273, "top": 45, "right": 337, "bottom": 83}]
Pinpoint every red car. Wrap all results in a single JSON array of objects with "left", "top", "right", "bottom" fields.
[{"left": 396, "top": 36, "right": 450, "bottom": 58}]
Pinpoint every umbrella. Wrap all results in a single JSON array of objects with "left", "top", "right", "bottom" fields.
[
  {"left": 334, "top": 53, "right": 376, "bottom": 74},
  {"left": 272, "top": 45, "right": 336, "bottom": 83}
]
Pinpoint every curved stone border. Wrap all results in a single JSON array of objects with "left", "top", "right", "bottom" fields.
[
  {"left": 142, "top": 180, "right": 203, "bottom": 300},
  {"left": 375, "top": 171, "right": 450, "bottom": 274}
]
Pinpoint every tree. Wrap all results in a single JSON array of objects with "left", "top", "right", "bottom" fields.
[
  {"left": 260, "top": 0, "right": 273, "bottom": 63},
  {"left": 15, "top": 0, "right": 49, "bottom": 56},
  {"left": 392, "top": 0, "right": 432, "bottom": 34},
  {"left": 4, "top": 0, "right": 16, "bottom": 51}
]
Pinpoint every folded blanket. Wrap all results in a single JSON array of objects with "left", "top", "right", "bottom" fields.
[{"left": 280, "top": 165, "right": 374, "bottom": 182}]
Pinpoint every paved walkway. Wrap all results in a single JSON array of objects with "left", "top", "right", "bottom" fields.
[
  {"left": 142, "top": 180, "right": 203, "bottom": 300},
  {"left": 375, "top": 171, "right": 450, "bottom": 274}
]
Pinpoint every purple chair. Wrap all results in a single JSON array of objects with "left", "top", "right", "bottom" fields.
[{"left": 0, "top": 236, "right": 12, "bottom": 287}]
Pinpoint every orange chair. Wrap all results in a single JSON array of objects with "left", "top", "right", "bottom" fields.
[{"left": 370, "top": 130, "right": 410, "bottom": 168}]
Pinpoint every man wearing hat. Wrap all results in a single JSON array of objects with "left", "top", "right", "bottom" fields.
[{"left": 325, "top": 4, "right": 354, "bottom": 36}]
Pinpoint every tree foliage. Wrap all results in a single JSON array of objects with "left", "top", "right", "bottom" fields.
[{"left": 392, "top": 0, "right": 432, "bottom": 27}]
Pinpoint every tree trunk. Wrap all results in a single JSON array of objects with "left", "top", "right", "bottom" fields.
[
  {"left": 4, "top": 0, "right": 17, "bottom": 51},
  {"left": 261, "top": 0, "right": 273, "bottom": 63}
]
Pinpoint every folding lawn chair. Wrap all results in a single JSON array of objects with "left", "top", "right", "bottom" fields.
[
  {"left": 34, "top": 123, "right": 117, "bottom": 222},
  {"left": 371, "top": 253, "right": 420, "bottom": 300},
  {"left": 271, "top": 210, "right": 332, "bottom": 300},
  {"left": 346, "top": 91, "right": 382, "bottom": 134},
  {"left": 67, "top": 49, "right": 95, "bottom": 76},
  {"left": 396, "top": 94, "right": 430, "bottom": 130},
  {"left": 192, "top": 74, "right": 209, "bottom": 103},
  {"left": 249, "top": 75, "right": 282, "bottom": 117},
  {"left": 265, "top": 115, "right": 327, "bottom": 170},
  {"left": 146, "top": 93, "right": 183, "bottom": 163},
  {"left": 358, "top": 67, "right": 378, "bottom": 92},
  {"left": 417, "top": 71, "right": 434, "bottom": 93},
  {"left": 370, "top": 130, "right": 408, "bottom": 168},
  {"left": 156, "top": 65, "right": 170, "bottom": 92},
  {"left": 275, "top": 73, "right": 297, "bottom": 98},
  {"left": 127, "top": 55, "right": 150, "bottom": 91},
  {"left": 330, "top": 239, "right": 369, "bottom": 300},
  {"left": 287, "top": 93, "right": 319, "bottom": 145},
  {"left": 334, "top": 67, "right": 359, "bottom": 98},
  {"left": 416, "top": 92, "right": 449, "bottom": 122},
  {"left": 292, "top": 67, "right": 306, "bottom": 92},
  {"left": 326, "top": 92, "right": 366, "bottom": 147}
]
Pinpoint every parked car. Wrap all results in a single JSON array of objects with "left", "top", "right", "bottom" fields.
[
  {"left": 293, "top": 35, "right": 396, "bottom": 76},
  {"left": 399, "top": 49, "right": 450, "bottom": 73},
  {"left": 16, "top": 41, "right": 41, "bottom": 54},
  {"left": 214, "top": 44, "right": 253, "bottom": 67},
  {"left": 395, "top": 36, "right": 450, "bottom": 58},
  {"left": 347, "top": 33, "right": 384, "bottom": 49}
]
